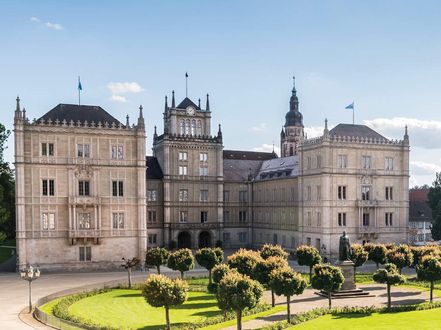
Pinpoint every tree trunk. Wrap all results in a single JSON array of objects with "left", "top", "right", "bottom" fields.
[
  {"left": 309, "top": 266, "right": 312, "bottom": 283},
  {"left": 165, "top": 306, "right": 170, "bottom": 330},
  {"left": 271, "top": 290, "right": 275, "bottom": 307},
  {"left": 28, "top": 282, "right": 32, "bottom": 313},
  {"left": 287, "top": 295, "right": 291, "bottom": 323},
  {"left": 236, "top": 309, "right": 242, "bottom": 330},
  {"left": 430, "top": 280, "right": 434, "bottom": 303},
  {"left": 128, "top": 268, "right": 132, "bottom": 288},
  {"left": 157, "top": 265, "right": 161, "bottom": 274},
  {"left": 328, "top": 291, "right": 332, "bottom": 309},
  {"left": 387, "top": 284, "right": 391, "bottom": 308},
  {"left": 181, "top": 271, "right": 184, "bottom": 279},
  {"left": 209, "top": 269, "right": 212, "bottom": 285}
]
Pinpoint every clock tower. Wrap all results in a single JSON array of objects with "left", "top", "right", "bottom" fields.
[
  {"left": 153, "top": 90, "right": 224, "bottom": 249},
  {"left": 281, "top": 77, "right": 304, "bottom": 157}
]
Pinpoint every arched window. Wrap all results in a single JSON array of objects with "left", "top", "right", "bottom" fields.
[
  {"left": 191, "top": 119, "right": 196, "bottom": 136},
  {"left": 197, "top": 120, "right": 202, "bottom": 136},
  {"left": 180, "top": 120, "right": 185, "bottom": 135},
  {"left": 185, "top": 119, "right": 190, "bottom": 135}
]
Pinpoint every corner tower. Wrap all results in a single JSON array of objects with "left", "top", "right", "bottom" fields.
[{"left": 280, "top": 77, "right": 304, "bottom": 157}]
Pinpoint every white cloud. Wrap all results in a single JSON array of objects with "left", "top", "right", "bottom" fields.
[
  {"left": 364, "top": 117, "right": 441, "bottom": 148},
  {"left": 45, "top": 22, "right": 63, "bottom": 30},
  {"left": 410, "top": 161, "right": 441, "bottom": 175},
  {"left": 250, "top": 123, "right": 267, "bottom": 132},
  {"left": 110, "top": 95, "right": 127, "bottom": 103},
  {"left": 252, "top": 144, "right": 280, "bottom": 156},
  {"left": 107, "top": 82, "right": 144, "bottom": 95},
  {"left": 30, "top": 17, "right": 40, "bottom": 22}
]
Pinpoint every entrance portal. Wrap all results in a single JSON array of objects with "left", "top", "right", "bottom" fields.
[
  {"left": 177, "top": 231, "right": 191, "bottom": 249},
  {"left": 198, "top": 231, "right": 211, "bottom": 248}
]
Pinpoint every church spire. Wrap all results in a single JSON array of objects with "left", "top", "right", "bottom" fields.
[
  {"left": 165, "top": 95, "right": 168, "bottom": 111},
  {"left": 206, "top": 94, "right": 210, "bottom": 111},
  {"left": 137, "top": 105, "right": 145, "bottom": 129},
  {"left": 292, "top": 76, "right": 296, "bottom": 95},
  {"left": 171, "top": 90, "right": 176, "bottom": 108}
]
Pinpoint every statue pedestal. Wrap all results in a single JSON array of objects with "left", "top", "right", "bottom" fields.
[{"left": 336, "top": 260, "right": 356, "bottom": 291}]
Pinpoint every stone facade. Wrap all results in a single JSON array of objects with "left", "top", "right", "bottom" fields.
[{"left": 14, "top": 81, "right": 410, "bottom": 270}]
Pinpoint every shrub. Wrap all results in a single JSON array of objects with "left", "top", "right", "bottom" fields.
[
  {"left": 295, "top": 245, "right": 322, "bottom": 282},
  {"left": 373, "top": 263, "right": 406, "bottom": 308},
  {"left": 417, "top": 255, "right": 441, "bottom": 303},
  {"left": 269, "top": 267, "right": 307, "bottom": 323},
  {"left": 227, "top": 248, "right": 262, "bottom": 278},
  {"left": 145, "top": 247, "right": 169, "bottom": 274},
  {"left": 195, "top": 247, "right": 223, "bottom": 285},
  {"left": 311, "top": 264, "right": 344, "bottom": 308},
  {"left": 259, "top": 244, "right": 289, "bottom": 260},
  {"left": 142, "top": 274, "right": 189, "bottom": 330},
  {"left": 167, "top": 248, "right": 195, "bottom": 279},
  {"left": 254, "top": 256, "right": 289, "bottom": 306},
  {"left": 216, "top": 272, "right": 264, "bottom": 330}
]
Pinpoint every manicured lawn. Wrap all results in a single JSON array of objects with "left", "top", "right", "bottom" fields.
[
  {"left": 287, "top": 309, "right": 441, "bottom": 330},
  {"left": 68, "top": 289, "right": 221, "bottom": 329}
]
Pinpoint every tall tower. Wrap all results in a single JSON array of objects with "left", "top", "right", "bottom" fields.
[{"left": 280, "top": 77, "right": 304, "bottom": 157}]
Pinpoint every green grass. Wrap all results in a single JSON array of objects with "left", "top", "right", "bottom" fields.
[
  {"left": 286, "top": 308, "right": 441, "bottom": 330},
  {"left": 67, "top": 289, "right": 221, "bottom": 329},
  {"left": 39, "top": 297, "right": 64, "bottom": 315}
]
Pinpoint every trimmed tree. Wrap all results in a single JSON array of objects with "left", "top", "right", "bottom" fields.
[
  {"left": 195, "top": 247, "right": 224, "bottom": 285},
  {"left": 210, "top": 263, "right": 236, "bottom": 293},
  {"left": 417, "top": 255, "right": 441, "bottom": 303},
  {"left": 311, "top": 264, "right": 344, "bottom": 308},
  {"left": 145, "top": 247, "right": 169, "bottom": 274},
  {"left": 121, "top": 257, "right": 140, "bottom": 288},
  {"left": 269, "top": 267, "right": 307, "bottom": 323},
  {"left": 386, "top": 245, "right": 414, "bottom": 274},
  {"left": 295, "top": 245, "right": 322, "bottom": 282},
  {"left": 411, "top": 246, "right": 439, "bottom": 268},
  {"left": 167, "top": 248, "right": 195, "bottom": 279},
  {"left": 373, "top": 263, "right": 406, "bottom": 308},
  {"left": 254, "top": 256, "right": 289, "bottom": 307},
  {"left": 368, "top": 244, "right": 387, "bottom": 269},
  {"left": 142, "top": 274, "right": 189, "bottom": 330},
  {"left": 216, "top": 272, "right": 264, "bottom": 330},
  {"left": 227, "top": 248, "right": 262, "bottom": 278},
  {"left": 259, "top": 244, "right": 289, "bottom": 260},
  {"left": 350, "top": 244, "right": 368, "bottom": 283}
]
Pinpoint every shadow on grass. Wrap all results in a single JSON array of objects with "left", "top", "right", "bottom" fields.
[
  {"left": 173, "top": 301, "right": 218, "bottom": 310},
  {"left": 330, "top": 313, "right": 373, "bottom": 320},
  {"left": 186, "top": 294, "right": 215, "bottom": 302},
  {"left": 115, "top": 293, "right": 142, "bottom": 298}
]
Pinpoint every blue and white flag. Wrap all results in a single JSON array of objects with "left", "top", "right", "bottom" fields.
[{"left": 345, "top": 102, "right": 354, "bottom": 110}]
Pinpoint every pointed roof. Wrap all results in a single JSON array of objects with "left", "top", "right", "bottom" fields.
[
  {"left": 176, "top": 97, "right": 200, "bottom": 110},
  {"left": 38, "top": 104, "right": 123, "bottom": 126},
  {"left": 329, "top": 124, "right": 387, "bottom": 140}
]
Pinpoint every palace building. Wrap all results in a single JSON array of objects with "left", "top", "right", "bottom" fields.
[{"left": 14, "top": 80, "right": 410, "bottom": 270}]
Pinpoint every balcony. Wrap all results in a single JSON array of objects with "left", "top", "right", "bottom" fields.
[
  {"left": 69, "top": 229, "right": 101, "bottom": 238},
  {"left": 357, "top": 199, "right": 378, "bottom": 208},
  {"left": 171, "top": 223, "right": 219, "bottom": 230},
  {"left": 69, "top": 196, "right": 100, "bottom": 205}
]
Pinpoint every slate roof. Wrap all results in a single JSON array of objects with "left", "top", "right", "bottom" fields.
[
  {"left": 223, "top": 159, "right": 263, "bottom": 182},
  {"left": 329, "top": 124, "right": 387, "bottom": 140},
  {"left": 38, "top": 104, "right": 123, "bottom": 126},
  {"left": 146, "top": 156, "right": 163, "bottom": 179},
  {"left": 176, "top": 97, "right": 200, "bottom": 110},
  {"left": 223, "top": 150, "right": 277, "bottom": 161},
  {"left": 255, "top": 155, "right": 299, "bottom": 180},
  {"left": 409, "top": 188, "right": 433, "bottom": 223}
]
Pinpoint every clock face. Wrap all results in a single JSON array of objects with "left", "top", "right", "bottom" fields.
[{"left": 186, "top": 106, "right": 195, "bottom": 115}]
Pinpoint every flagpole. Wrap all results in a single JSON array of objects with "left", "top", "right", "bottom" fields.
[
  {"left": 353, "top": 105, "right": 354, "bottom": 125},
  {"left": 185, "top": 73, "right": 188, "bottom": 97},
  {"left": 78, "top": 76, "right": 81, "bottom": 106}
]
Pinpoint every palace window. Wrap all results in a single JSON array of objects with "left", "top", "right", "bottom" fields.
[
  {"left": 42, "top": 213, "right": 55, "bottom": 230},
  {"left": 306, "top": 186, "right": 311, "bottom": 200},
  {"left": 385, "top": 157, "right": 394, "bottom": 170},
  {"left": 223, "top": 190, "right": 230, "bottom": 202},
  {"left": 385, "top": 212, "right": 393, "bottom": 226},
  {"left": 180, "top": 120, "right": 185, "bottom": 135},
  {"left": 316, "top": 155, "right": 322, "bottom": 168},
  {"left": 199, "top": 166, "right": 208, "bottom": 176},
  {"left": 191, "top": 120, "right": 196, "bottom": 135},
  {"left": 200, "top": 211, "right": 208, "bottom": 223},
  {"left": 223, "top": 210, "right": 230, "bottom": 221},
  {"left": 178, "top": 151, "right": 187, "bottom": 161},
  {"left": 42, "top": 179, "right": 55, "bottom": 196},
  {"left": 112, "top": 213, "right": 125, "bottom": 229},
  {"left": 112, "top": 181, "right": 124, "bottom": 197},
  {"left": 79, "top": 180, "right": 90, "bottom": 196},
  {"left": 111, "top": 146, "right": 124, "bottom": 160},
  {"left": 148, "top": 234, "right": 157, "bottom": 244},
  {"left": 179, "top": 189, "right": 188, "bottom": 202},
  {"left": 147, "top": 210, "right": 157, "bottom": 223},
  {"left": 338, "top": 186, "right": 347, "bottom": 200},
  {"left": 361, "top": 186, "right": 370, "bottom": 200},
  {"left": 363, "top": 213, "right": 370, "bottom": 226},
  {"left": 41, "top": 143, "right": 54, "bottom": 156},
  {"left": 239, "top": 190, "right": 248, "bottom": 203},
  {"left": 77, "top": 144, "right": 90, "bottom": 158},
  {"left": 307, "top": 157, "right": 312, "bottom": 169},
  {"left": 338, "top": 213, "right": 347, "bottom": 226},
  {"left": 200, "top": 152, "right": 208, "bottom": 162},
  {"left": 239, "top": 211, "right": 247, "bottom": 223},
  {"left": 200, "top": 190, "right": 208, "bottom": 202},
  {"left": 147, "top": 190, "right": 157, "bottom": 201},
  {"left": 316, "top": 186, "right": 321, "bottom": 200},
  {"left": 223, "top": 232, "right": 230, "bottom": 242},
  {"left": 362, "top": 156, "right": 371, "bottom": 169},
  {"left": 238, "top": 232, "right": 247, "bottom": 243},
  {"left": 307, "top": 212, "right": 312, "bottom": 226},
  {"left": 179, "top": 165, "right": 188, "bottom": 176},
  {"left": 338, "top": 155, "right": 347, "bottom": 168},
  {"left": 185, "top": 119, "right": 191, "bottom": 135},
  {"left": 197, "top": 120, "right": 202, "bottom": 135},
  {"left": 79, "top": 246, "right": 91, "bottom": 261},
  {"left": 317, "top": 212, "right": 322, "bottom": 226},
  {"left": 385, "top": 187, "right": 393, "bottom": 200},
  {"left": 179, "top": 211, "right": 188, "bottom": 223},
  {"left": 78, "top": 213, "right": 91, "bottom": 229}
]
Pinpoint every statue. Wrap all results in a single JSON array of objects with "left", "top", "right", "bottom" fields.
[{"left": 339, "top": 230, "right": 351, "bottom": 261}]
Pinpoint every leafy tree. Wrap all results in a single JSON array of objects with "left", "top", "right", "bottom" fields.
[
  {"left": 121, "top": 257, "right": 140, "bottom": 288},
  {"left": 311, "top": 264, "right": 344, "bottom": 308},
  {"left": 209, "top": 263, "right": 235, "bottom": 293},
  {"left": 429, "top": 173, "right": 441, "bottom": 240},
  {"left": 145, "top": 247, "right": 169, "bottom": 274},
  {"left": 269, "top": 267, "right": 307, "bottom": 323},
  {"left": 0, "top": 123, "right": 14, "bottom": 241},
  {"left": 227, "top": 248, "right": 262, "bottom": 278},
  {"left": 350, "top": 244, "right": 368, "bottom": 283},
  {"left": 411, "top": 246, "right": 436, "bottom": 268},
  {"left": 386, "top": 245, "right": 413, "bottom": 274},
  {"left": 417, "top": 255, "right": 441, "bottom": 303},
  {"left": 254, "top": 256, "right": 289, "bottom": 307},
  {"left": 373, "top": 263, "right": 405, "bottom": 308},
  {"left": 195, "top": 247, "right": 223, "bottom": 284},
  {"left": 295, "top": 245, "right": 322, "bottom": 282},
  {"left": 259, "top": 244, "right": 289, "bottom": 260},
  {"left": 142, "top": 274, "right": 188, "bottom": 330},
  {"left": 367, "top": 244, "right": 387, "bottom": 269},
  {"left": 167, "top": 248, "right": 195, "bottom": 279},
  {"left": 216, "top": 272, "right": 263, "bottom": 330}
]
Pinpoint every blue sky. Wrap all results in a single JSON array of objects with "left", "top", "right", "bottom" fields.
[{"left": 1, "top": 0, "right": 441, "bottom": 185}]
